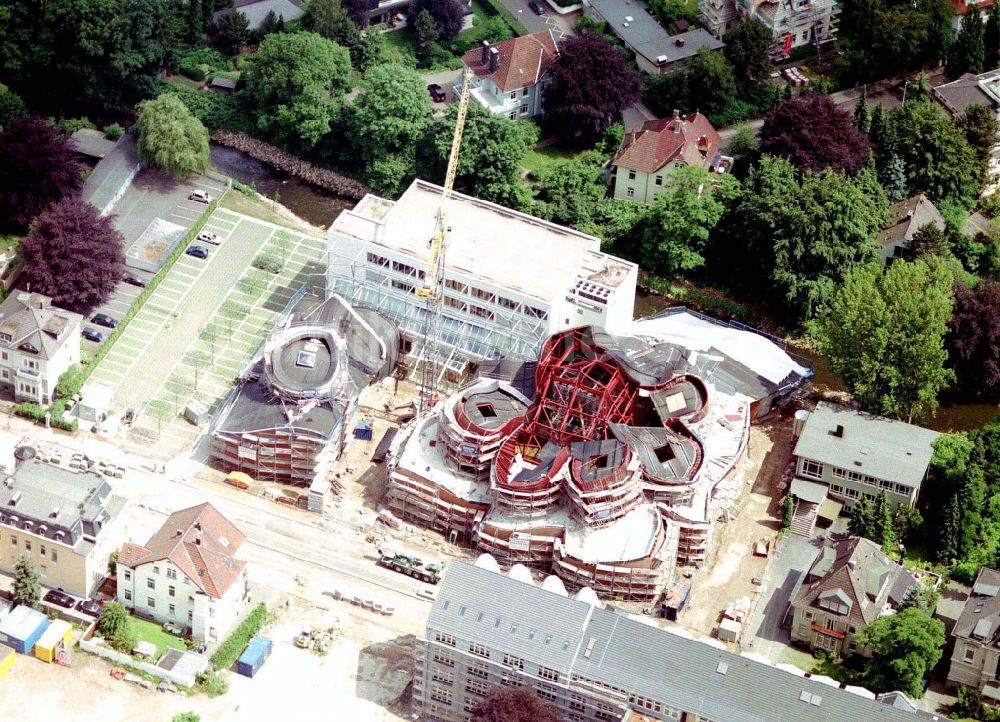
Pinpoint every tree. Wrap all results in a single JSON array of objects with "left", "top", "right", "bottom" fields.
[
  {"left": 839, "top": 0, "right": 952, "bottom": 81},
  {"left": 782, "top": 494, "right": 795, "bottom": 530},
  {"left": 988, "top": 3, "right": 1000, "bottom": 65},
  {"left": 880, "top": 153, "right": 908, "bottom": 203},
  {"left": 538, "top": 157, "right": 609, "bottom": 227},
  {"left": 868, "top": 102, "right": 893, "bottom": 158},
  {"left": 21, "top": 199, "right": 126, "bottom": 309},
  {"left": 134, "top": 93, "right": 210, "bottom": 179},
  {"left": 723, "top": 17, "right": 772, "bottom": 85},
  {"left": 352, "top": 29, "right": 386, "bottom": 73},
  {"left": 630, "top": 166, "right": 739, "bottom": 275},
  {"left": 957, "top": 103, "right": 1000, "bottom": 184},
  {"left": 417, "top": 103, "right": 537, "bottom": 209},
  {"left": 849, "top": 496, "right": 875, "bottom": 540},
  {"left": 0, "top": 82, "right": 25, "bottom": 131},
  {"left": 644, "top": 48, "right": 736, "bottom": 118},
  {"left": 245, "top": 31, "right": 352, "bottom": 148},
  {"left": 351, "top": 63, "right": 434, "bottom": 195},
  {"left": 342, "top": 0, "right": 371, "bottom": 27},
  {"left": 97, "top": 600, "right": 136, "bottom": 653},
  {"left": 906, "top": 223, "right": 949, "bottom": 259},
  {"left": 946, "top": 6, "right": 986, "bottom": 78},
  {"left": 543, "top": 34, "right": 641, "bottom": 147},
  {"left": 854, "top": 87, "right": 870, "bottom": 134},
  {"left": 413, "top": 9, "right": 440, "bottom": 60},
  {"left": 107, "top": 549, "right": 119, "bottom": 577},
  {"left": 893, "top": 100, "right": 981, "bottom": 208},
  {"left": 948, "top": 281, "right": 1000, "bottom": 399},
  {"left": 873, "top": 491, "right": 896, "bottom": 551},
  {"left": 12, "top": 554, "right": 39, "bottom": 608},
  {"left": 858, "top": 607, "right": 945, "bottom": 697},
  {"left": 0, "top": 117, "right": 82, "bottom": 232},
  {"left": 471, "top": 687, "right": 562, "bottom": 722},
  {"left": 172, "top": 714, "right": 201, "bottom": 722},
  {"left": 215, "top": 10, "right": 250, "bottom": 56},
  {"left": 758, "top": 93, "right": 871, "bottom": 174},
  {"left": 406, "top": 0, "right": 465, "bottom": 41},
  {"left": 815, "top": 258, "right": 955, "bottom": 421},
  {"left": 306, "top": 0, "right": 362, "bottom": 58}
]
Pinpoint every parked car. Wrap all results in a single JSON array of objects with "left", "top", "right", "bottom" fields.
[
  {"left": 529, "top": 0, "right": 546, "bottom": 13},
  {"left": 196, "top": 231, "right": 220, "bottom": 245},
  {"left": 44, "top": 589, "right": 75, "bottom": 609},
  {"left": 124, "top": 408, "right": 135, "bottom": 425},
  {"left": 162, "top": 622, "right": 184, "bottom": 636},
  {"left": 82, "top": 327, "right": 104, "bottom": 343},
  {"left": 189, "top": 189, "right": 210, "bottom": 203},
  {"left": 123, "top": 274, "right": 147, "bottom": 288},
  {"left": 186, "top": 245, "right": 209, "bottom": 259},
  {"left": 427, "top": 83, "right": 447, "bottom": 103},
  {"left": 91, "top": 313, "right": 118, "bottom": 329},
  {"left": 76, "top": 599, "right": 102, "bottom": 617}
]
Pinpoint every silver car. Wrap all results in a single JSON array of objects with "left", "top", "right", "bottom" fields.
[{"left": 196, "top": 231, "right": 220, "bottom": 245}]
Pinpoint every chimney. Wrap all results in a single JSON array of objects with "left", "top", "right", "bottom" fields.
[
  {"left": 675, "top": 36, "right": 685, "bottom": 46},
  {"left": 672, "top": 109, "right": 680, "bottom": 119},
  {"left": 488, "top": 47, "right": 500, "bottom": 74},
  {"left": 848, "top": 559, "right": 856, "bottom": 572},
  {"left": 697, "top": 134, "right": 709, "bottom": 151},
  {"left": 195, "top": 535, "right": 202, "bottom": 546},
  {"left": 832, "top": 424, "right": 844, "bottom": 438},
  {"left": 194, "top": 521, "right": 202, "bottom": 532},
  {"left": 481, "top": 39, "right": 490, "bottom": 65}
]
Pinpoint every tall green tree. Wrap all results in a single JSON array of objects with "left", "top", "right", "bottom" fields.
[
  {"left": 854, "top": 87, "right": 871, "bottom": 134},
  {"left": 723, "top": 17, "right": 772, "bottom": 85},
  {"left": 880, "top": 153, "right": 908, "bottom": 203},
  {"left": 413, "top": 9, "right": 439, "bottom": 60},
  {"left": 644, "top": 47, "right": 736, "bottom": 118},
  {"left": 873, "top": 491, "right": 896, "bottom": 551},
  {"left": 12, "top": 554, "right": 40, "bottom": 608},
  {"left": 814, "top": 258, "right": 955, "bottom": 421},
  {"left": 306, "top": 0, "right": 362, "bottom": 60},
  {"left": 538, "top": 156, "right": 609, "bottom": 228},
  {"left": 988, "top": 3, "right": 1000, "bottom": 64},
  {"left": 0, "top": 82, "right": 25, "bottom": 131},
  {"left": 848, "top": 495, "right": 875, "bottom": 540},
  {"left": 134, "top": 93, "right": 210, "bottom": 179},
  {"left": 630, "top": 166, "right": 739, "bottom": 276},
  {"left": 96, "top": 600, "right": 136, "bottom": 653},
  {"left": 857, "top": 608, "right": 945, "bottom": 698},
  {"left": 215, "top": 10, "right": 250, "bottom": 57},
  {"left": 946, "top": 6, "right": 986, "bottom": 78},
  {"left": 244, "top": 31, "right": 352, "bottom": 148}
]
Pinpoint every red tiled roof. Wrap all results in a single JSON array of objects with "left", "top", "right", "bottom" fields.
[
  {"left": 952, "top": 0, "right": 995, "bottom": 15},
  {"left": 461, "top": 30, "right": 559, "bottom": 94},
  {"left": 118, "top": 503, "right": 247, "bottom": 599},
  {"left": 611, "top": 113, "right": 722, "bottom": 175}
]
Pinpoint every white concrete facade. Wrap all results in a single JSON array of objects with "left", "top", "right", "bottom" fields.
[{"left": 460, "top": 67, "right": 548, "bottom": 120}]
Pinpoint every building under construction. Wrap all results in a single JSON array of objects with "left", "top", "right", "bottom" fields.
[
  {"left": 211, "top": 293, "right": 400, "bottom": 486},
  {"left": 388, "top": 310, "right": 810, "bottom": 601},
  {"left": 325, "top": 179, "right": 638, "bottom": 389}
]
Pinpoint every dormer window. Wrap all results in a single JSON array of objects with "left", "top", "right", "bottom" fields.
[{"left": 0, "top": 333, "right": 10, "bottom": 343}]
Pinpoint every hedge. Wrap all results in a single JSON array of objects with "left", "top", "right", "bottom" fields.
[
  {"left": 210, "top": 603, "right": 271, "bottom": 671},
  {"left": 477, "top": 0, "right": 528, "bottom": 35}
]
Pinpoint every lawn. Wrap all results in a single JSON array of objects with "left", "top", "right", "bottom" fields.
[
  {"left": 381, "top": 0, "right": 511, "bottom": 70},
  {"left": 520, "top": 143, "right": 585, "bottom": 180},
  {"left": 131, "top": 616, "right": 187, "bottom": 659}
]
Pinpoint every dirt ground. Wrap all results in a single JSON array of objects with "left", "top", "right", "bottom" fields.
[
  {"left": 679, "top": 413, "right": 796, "bottom": 642},
  {"left": 3, "top": 596, "right": 413, "bottom": 722}
]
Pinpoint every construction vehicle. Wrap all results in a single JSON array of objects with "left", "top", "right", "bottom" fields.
[
  {"left": 377, "top": 548, "right": 445, "bottom": 584},
  {"left": 416, "top": 67, "right": 473, "bottom": 411}
]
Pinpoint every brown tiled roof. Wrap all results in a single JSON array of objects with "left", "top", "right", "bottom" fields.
[
  {"left": 611, "top": 113, "right": 721, "bottom": 175},
  {"left": 876, "top": 194, "right": 946, "bottom": 248},
  {"left": 951, "top": 0, "right": 995, "bottom": 15},
  {"left": 118, "top": 503, "right": 247, "bottom": 599},
  {"left": 461, "top": 30, "right": 559, "bottom": 94}
]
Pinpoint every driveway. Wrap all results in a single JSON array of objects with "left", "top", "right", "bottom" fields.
[
  {"left": 742, "top": 534, "right": 821, "bottom": 662},
  {"left": 499, "top": 0, "right": 578, "bottom": 39},
  {"left": 112, "top": 170, "right": 228, "bottom": 249}
]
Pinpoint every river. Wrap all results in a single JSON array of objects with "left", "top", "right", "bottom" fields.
[
  {"left": 210, "top": 143, "right": 355, "bottom": 228},
  {"left": 633, "top": 288, "right": 998, "bottom": 433}
]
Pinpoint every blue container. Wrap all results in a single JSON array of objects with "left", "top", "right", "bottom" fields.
[
  {"left": 237, "top": 635, "right": 273, "bottom": 678},
  {"left": 0, "top": 606, "right": 49, "bottom": 655},
  {"left": 354, "top": 419, "right": 374, "bottom": 441}
]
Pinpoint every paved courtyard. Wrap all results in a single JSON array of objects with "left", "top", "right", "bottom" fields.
[{"left": 86, "top": 205, "right": 328, "bottom": 459}]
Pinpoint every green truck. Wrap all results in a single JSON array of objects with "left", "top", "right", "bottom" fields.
[{"left": 377, "top": 549, "right": 445, "bottom": 584}]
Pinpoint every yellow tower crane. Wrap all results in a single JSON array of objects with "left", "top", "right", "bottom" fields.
[{"left": 416, "top": 69, "right": 473, "bottom": 409}]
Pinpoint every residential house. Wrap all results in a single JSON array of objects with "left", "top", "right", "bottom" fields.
[
  {"left": 459, "top": 31, "right": 559, "bottom": 120},
  {"left": 933, "top": 70, "right": 1000, "bottom": 185},
  {"left": 948, "top": 0, "right": 995, "bottom": 32},
  {"left": 583, "top": 0, "right": 724, "bottom": 74},
  {"left": 415, "top": 557, "right": 941, "bottom": 722},
  {"left": 876, "top": 194, "right": 946, "bottom": 266},
  {"left": 117, "top": 503, "right": 251, "bottom": 643},
  {"left": 0, "top": 292, "right": 82, "bottom": 405},
  {"left": 0, "top": 459, "right": 126, "bottom": 598},
  {"left": 789, "top": 536, "right": 916, "bottom": 657},
  {"left": 946, "top": 567, "right": 1000, "bottom": 697},
  {"left": 788, "top": 402, "right": 940, "bottom": 536},
  {"left": 212, "top": 0, "right": 304, "bottom": 29},
  {"left": 610, "top": 111, "right": 731, "bottom": 203},
  {"left": 699, "top": 0, "right": 839, "bottom": 59}
]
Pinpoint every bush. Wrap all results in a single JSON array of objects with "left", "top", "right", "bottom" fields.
[
  {"left": 57, "top": 117, "right": 97, "bottom": 135},
  {"left": 103, "top": 123, "right": 124, "bottom": 141},
  {"left": 55, "top": 364, "right": 88, "bottom": 400},
  {"left": 251, "top": 252, "right": 283, "bottom": 273},
  {"left": 177, "top": 47, "right": 229, "bottom": 82},
  {"left": 951, "top": 559, "right": 982, "bottom": 584},
  {"left": 210, "top": 603, "right": 272, "bottom": 671},
  {"left": 196, "top": 670, "right": 229, "bottom": 697},
  {"left": 13, "top": 403, "right": 46, "bottom": 423}
]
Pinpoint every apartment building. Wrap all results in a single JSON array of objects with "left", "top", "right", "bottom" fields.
[
  {"left": 460, "top": 32, "right": 558, "bottom": 120},
  {"left": 699, "top": 0, "right": 838, "bottom": 59},
  {"left": 946, "top": 567, "right": 1000, "bottom": 697},
  {"left": 0, "top": 292, "right": 82, "bottom": 405},
  {"left": 414, "top": 558, "right": 943, "bottom": 722},
  {"left": 789, "top": 536, "right": 916, "bottom": 657},
  {"left": 117, "top": 504, "right": 250, "bottom": 643},
  {"left": 0, "top": 459, "right": 126, "bottom": 598},
  {"left": 327, "top": 179, "right": 637, "bottom": 387},
  {"left": 789, "top": 402, "right": 940, "bottom": 535}
]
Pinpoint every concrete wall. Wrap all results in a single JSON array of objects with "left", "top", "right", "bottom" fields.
[
  {"left": 79, "top": 623, "right": 206, "bottom": 688},
  {"left": 794, "top": 456, "right": 918, "bottom": 512}
]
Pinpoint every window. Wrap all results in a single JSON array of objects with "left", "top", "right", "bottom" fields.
[
  {"left": 430, "top": 686, "right": 452, "bottom": 705},
  {"left": 510, "top": 91, "right": 516, "bottom": 99},
  {"left": 465, "top": 679, "right": 489, "bottom": 697},
  {"left": 188, "top": 611, "right": 193, "bottom": 622},
  {"left": 124, "top": 590, "right": 132, "bottom": 601},
  {"left": 24, "top": 540, "right": 30, "bottom": 552},
  {"left": 153, "top": 566, "right": 160, "bottom": 575},
  {"left": 469, "top": 642, "right": 490, "bottom": 659},
  {"left": 147, "top": 578, "right": 155, "bottom": 590},
  {"left": 169, "top": 586, "right": 176, "bottom": 598},
  {"left": 209, "top": 607, "right": 215, "bottom": 618},
  {"left": 801, "top": 459, "right": 824, "bottom": 479},
  {"left": 434, "top": 632, "right": 456, "bottom": 647},
  {"left": 536, "top": 684, "right": 558, "bottom": 702},
  {"left": 9, "top": 535, "right": 15, "bottom": 546},
  {"left": 520, "top": 104, "right": 528, "bottom": 115},
  {"left": 39, "top": 545, "right": 45, "bottom": 557},
  {"left": 432, "top": 668, "right": 453, "bottom": 685},
  {"left": 502, "top": 653, "right": 524, "bottom": 670},
  {"left": 166, "top": 568, "right": 177, "bottom": 580},
  {"left": 966, "top": 647, "right": 977, "bottom": 662},
  {"left": 147, "top": 597, "right": 155, "bottom": 609},
  {"left": 468, "top": 662, "right": 489, "bottom": 679},
  {"left": 508, "top": 111, "right": 516, "bottom": 120},
  {"left": 123, "top": 569, "right": 130, "bottom": 581},
  {"left": 628, "top": 170, "right": 636, "bottom": 181},
  {"left": 522, "top": 88, "right": 529, "bottom": 97},
  {"left": 569, "top": 692, "right": 587, "bottom": 712},
  {"left": 432, "top": 650, "right": 455, "bottom": 667},
  {"left": 655, "top": 175, "right": 663, "bottom": 186},
  {"left": 39, "top": 564, "right": 46, "bottom": 577},
  {"left": 626, "top": 188, "right": 635, "bottom": 198},
  {"left": 537, "top": 666, "right": 559, "bottom": 682},
  {"left": 51, "top": 550, "right": 57, "bottom": 562},
  {"left": 169, "top": 604, "right": 176, "bottom": 616}
]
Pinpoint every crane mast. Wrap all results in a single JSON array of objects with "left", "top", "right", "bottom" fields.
[{"left": 416, "top": 69, "right": 473, "bottom": 411}]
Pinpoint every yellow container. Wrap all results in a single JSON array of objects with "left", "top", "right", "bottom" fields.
[
  {"left": 0, "top": 644, "right": 14, "bottom": 678},
  {"left": 34, "top": 619, "right": 72, "bottom": 663}
]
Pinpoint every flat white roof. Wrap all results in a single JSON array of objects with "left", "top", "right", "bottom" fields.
[{"left": 331, "top": 180, "right": 631, "bottom": 300}]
